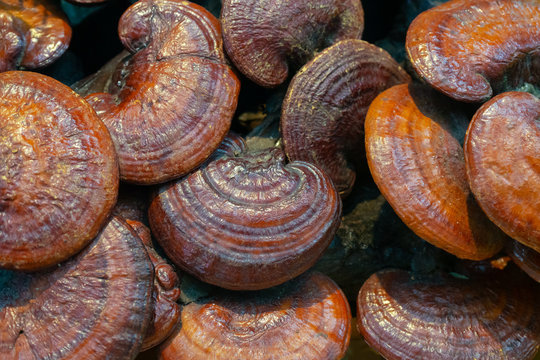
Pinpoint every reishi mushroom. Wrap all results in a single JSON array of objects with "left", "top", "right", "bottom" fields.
[
  {"left": 281, "top": 39, "right": 411, "bottom": 196},
  {"left": 0, "top": 71, "right": 119, "bottom": 271},
  {"left": 84, "top": 0, "right": 240, "bottom": 184},
  {"left": 507, "top": 240, "right": 540, "bottom": 283}
]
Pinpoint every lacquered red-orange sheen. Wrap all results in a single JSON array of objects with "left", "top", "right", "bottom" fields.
[
  {"left": 149, "top": 147, "right": 341, "bottom": 290},
  {"left": 160, "top": 272, "right": 351, "bottom": 360},
  {"left": 85, "top": 0, "right": 240, "bottom": 184},
  {"left": 125, "top": 220, "right": 181, "bottom": 352},
  {"left": 465, "top": 91, "right": 540, "bottom": 249},
  {"left": 507, "top": 241, "right": 540, "bottom": 283},
  {"left": 221, "top": 0, "right": 364, "bottom": 87},
  {"left": 0, "top": 0, "right": 71, "bottom": 71},
  {"left": 0, "top": 217, "right": 154, "bottom": 359},
  {"left": 406, "top": 0, "right": 540, "bottom": 102},
  {"left": 281, "top": 39, "right": 410, "bottom": 197},
  {"left": 0, "top": 71, "right": 119, "bottom": 271},
  {"left": 357, "top": 269, "right": 540, "bottom": 360},
  {"left": 365, "top": 84, "right": 507, "bottom": 260}
]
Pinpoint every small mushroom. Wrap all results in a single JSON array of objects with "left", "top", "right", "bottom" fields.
[
  {"left": 0, "top": 216, "right": 154, "bottom": 359},
  {"left": 357, "top": 268, "right": 540, "bottom": 360},
  {"left": 220, "top": 0, "right": 364, "bottom": 87},
  {"left": 281, "top": 39, "right": 411, "bottom": 196},
  {"left": 159, "top": 271, "right": 351, "bottom": 360},
  {"left": 406, "top": 0, "right": 540, "bottom": 102},
  {"left": 507, "top": 240, "right": 540, "bottom": 283},
  {"left": 85, "top": 0, "right": 240, "bottom": 184},
  {"left": 0, "top": 71, "right": 119, "bottom": 271},
  {"left": 0, "top": 0, "right": 71, "bottom": 72},
  {"left": 149, "top": 145, "right": 341, "bottom": 290},
  {"left": 365, "top": 83, "right": 507, "bottom": 260}
]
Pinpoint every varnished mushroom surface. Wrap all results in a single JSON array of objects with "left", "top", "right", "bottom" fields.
[{"left": 0, "top": 71, "right": 119, "bottom": 271}]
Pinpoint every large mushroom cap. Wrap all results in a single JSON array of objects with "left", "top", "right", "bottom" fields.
[
  {"left": 0, "top": 71, "right": 119, "bottom": 271},
  {"left": 0, "top": 216, "right": 154, "bottom": 359}
]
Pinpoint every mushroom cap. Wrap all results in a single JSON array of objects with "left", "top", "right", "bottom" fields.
[
  {"left": 507, "top": 240, "right": 540, "bottom": 283},
  {"left": 0, "top": 216, "right": 154, "bottom": 359},
  {"left": 465, "top": 91, "right": 540, "bottom": 249},
  {"left": 221, "top": 0, "right": 364, "bottom": 87},
  {"left": 160, "top": 271, "right": 351, "bottom": 360},
  {"left": 85, "top": 0, "right": 240, "bottom": 184},
  {"left": 281, "top": 39, "right": 410, "bottom": 196},
  {"left": 149, "top": 147, "right": 341, "bottom": 290},
  {"left": 0, "top": 0, "right": 71, "bottom": 71},
  {"left": 365, "top": 83, "right": 507, "bottom": 260},
  {"left": 406, "top": 0, "right": 540, "bottom": 102},
  {"left": 0, "top": 71, "right": 119, "bottom": 271},
  {"left": 357, "top": 268, "right": 540, "bottom": 360}
]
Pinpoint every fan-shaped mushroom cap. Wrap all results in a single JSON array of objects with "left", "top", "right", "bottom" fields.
[
  {"left": 406, "top": 0, "right": 540, "bottom": 102},
  {"left": 160, "top": 271, "right": 351, "bottom": 360},
  {"left": 221, "top": 0, "right": 364, "bottom": 87},
  {"left": 507, "top": 240, "right": 540, "bottom": 283},
  {"left": 149, "top": 146, "right": 341, "bottom": 290},
  {"left": 0, "top": 216, "right": 154, "bottom": 359},
  {"left": 365, "top": 83, "right": 507, "bottom": 260},
  {"left": 281, "top": 39, "right": 410, "bottom": 196},
  {"left": 85, "top": 0, "right": 240, "bottom": 184},
  {"left": 0, "top": 71, "right": 119, "bottom": 271}
]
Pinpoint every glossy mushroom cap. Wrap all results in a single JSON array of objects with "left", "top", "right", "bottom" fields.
[
  {"left": 0, "top": 216, "right": 154, "bottom": 359},
  {"left": 365, "top": 83, "right": 507, "bottom": 260},
  {"left": 357, "top": 269, "right": 540, "bottom": 360},
  {"left": 85, "top": 0, "right": 240, "bottom": 184},
  {"left": 281, "top": 39, "right": 411, "bottom": 197},
  {"left": 406, "top": 0, "right": 540, "bottom": 102},
  {"left": 149, "top": 146, "right": 341, "bottom": 290},
  {"left": 221, "top": 0, "right": 364, "bottom": 87},
  {"left": 160, "top": 271, "right": 351, "bottom": 360},
  {"left": 507, "top": 240, "right": 540, "bottom": 283},
  {"left": 0, "top": 71, "right": 119, "bottom": 271},
  {"left": 465, "top": 91, "right": 540, "bottom": 249},
  {"left": 0, "top": 0, "right": 71, "bottom": 72}
]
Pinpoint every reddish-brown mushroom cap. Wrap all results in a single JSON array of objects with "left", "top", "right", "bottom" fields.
[
  {"left": 221, "top": 0, "right": 364, "bottom": 87},
  {"left": 406, "top": 0, "right": 540, "bottom": 102},
  {"left": 365, "top": 83, "right": 507, "bottom": 260},
  {"left": 281, "top": 39, "right": 411, "bottom": 196},
  {"left": 0, "top": 216, "right": 154, "bottom": 359},
  {"left": 149, "top": 146, "right": 341, "bottom": 290},
  {"left": 357, "top": 269, "right": 540, "bottom": 360},
  {"left": 0, "top": 71, "right": 119, "bottom": 271},
  {"left": 160, "top": 271, "right": 351, "bottom": 360},
  {"left": 0, "top": 0, "right": 71, "bottom": 72},
  {"left": 465, "top": 91, "right": 540, "bottom": 249},
  {"left": 85, "top": 0, "right": 240, "bottom": 184}
]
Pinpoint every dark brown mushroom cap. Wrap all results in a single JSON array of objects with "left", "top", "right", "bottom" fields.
[
  {"left": 406, "top": 0, "right": 540, "bottom": 102},
  {"left": 85, "top": 0, "right": 240, "bottom": 184},
  {"left": 149, "top": 147, "right": 341, "bottom": 290},
  {"left": 0, "top": 0, "right": 71, "bottom": 71},
  {"left": 357, "top": 269, "right": 540, "bottom": 360},
  {"left": 365, "top": 83, "right": 507, "bottom": 260},
  {"left": 0, "top": 216, "right": 154, "bottom": 359},
  {"left": 0, "top": 71, "right": 119, "bottom": 271},
  {"left": 465, "top": 91, "right": 540, "bottom": 249},
  {"left": 220, "top": 0, "right": 364, "bottom": 87},
  {"left": 507, "top": 240, "right": 540, "bottom": 283},
  {"left": 281, "top": 39, "right": 411, "bottom": 197},
  {"left": 160, "top": 271, "right": 351, "bottom": 360}
]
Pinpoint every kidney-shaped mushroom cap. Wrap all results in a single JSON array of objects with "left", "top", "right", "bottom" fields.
[
  {"left": 365, "top": 83, "right": 507, "bottom": 260},
  {"left": 160, "top": 271, "right": 351, "bottom": 360},
  {"left": 281, "top": 39, "right": 411, "bottom": 197},
  {"left": 85, "top": 0, "right": 240, "bottom": 184},
  {"left": 406, "top": 0, "right": 540, "bottom": 102},
  {"left": 0, "top": 216, "right": 154, "bottom": 360},
  {"left": 465, "top": 91, "right": 540, "bottom": 249},
  {"left": 0, "top": 0, "right": 71, "bottom": 72},
  {"left": 0, "top": 71, "right": 119, "bottom": 271},
  {"left": 357, "top": 269, "right": 540, "bottom": 360},
  {"left": 221, "top": 0, "right": 364, "bottom": 87},
  {"left": 149, "top": 146, "right": 341, "bottom": 290},
  {"left": 507, "top": 240, "right": 540, "bottom": 283}
]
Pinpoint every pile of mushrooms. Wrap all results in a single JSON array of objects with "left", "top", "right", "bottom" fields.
[{"left": 0, "top": 0, "right": 539, "bottom": 359}]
